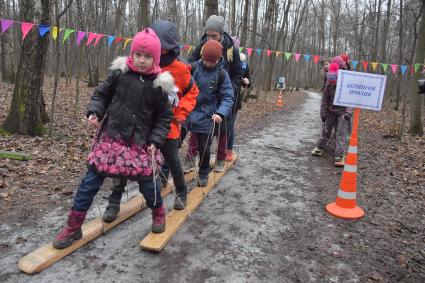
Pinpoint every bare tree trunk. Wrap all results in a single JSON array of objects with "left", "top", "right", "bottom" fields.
[
  {"left": 138, "top": 0, "right": 149, "bottom": 29},
  {"left": 380, "top": 0, "right": 391, "bottom": 62},
  {"left": 372, "top": 0, "right": 381, "bottom": 61},
  {"left": 2, "top": 0, "right": 52, "bottom": 136},
  {"left": 394, "top": 0, "right": 403, "bottom": 111},
  {"left": 240, "top": 0, "right": 249, "bottom": 46},
  {"left": 409, "top": 1, "right": 424, "bottom": 136},
  {"left": 204, "top": 0, "right": 218, "bottom": 21},
  {"left": 0, "top": 0, "right": 8, "bottom": 82}
]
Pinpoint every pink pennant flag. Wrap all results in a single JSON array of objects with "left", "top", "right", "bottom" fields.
[
  {"left": 361, "top": 61, "right": 369, "bottom": 71},
  {"left": 85, "top": 32, "right": 97, "bottom": 46},
  {"left": 294, "top": 53, "right": 301, "bottom": 62},
  {"left": 313, "top": 55, "right": 320, "bottom": 64},
  {"left": 76, "top": 31, "right": 86, "bottom": 46},
  {"left": 246, "top": 48, "right": 253, "bottom": 57},
  {"left": 391, "top": 64, "right": 398, "bottom": 74},
  {"left": 94, "top": 34, "right": 104, "bottom": 46},
  {"left": 266, "top": 50, "right": 271, "bottom": 57},
  {"left": 21, "top": 22, "right": 34, "bottom": 40},
  {"left": 1, "top": 19, "right": 14, "bottom": 34}
]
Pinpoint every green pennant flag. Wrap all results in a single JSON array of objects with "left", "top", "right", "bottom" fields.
[
  {"left": 414, "top": 63, "right": 422, "bottom": 73},
  {"left": 238, "top": 47, "right": 243, "bottom": 53},
  {"left": 381, "top": 63, "right": 388, "bottom": 72},
  {"left": 284, "top": 52, "right": 292, "bottom": 61},
  {"left": 62, "top": 29, "right": 75, "bottom": 43}
]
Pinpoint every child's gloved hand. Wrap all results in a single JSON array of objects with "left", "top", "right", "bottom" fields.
[
  {"left": 212, "top": 114, "right": 223, "bottom": 124},
  {"left": 343, "top": 113, "right": 351, "bottom": 121},
  {"left": 147, "top": 143, "right": 156, "bottom": 155},
  {"left": 88, "top": 114, "right": 100, "bottom": 128},
  {"left": 242, "top": 78, "right": 250, "bottom": 85}
]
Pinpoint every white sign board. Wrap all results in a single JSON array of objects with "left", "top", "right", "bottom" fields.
[
  {"left": 277, "top": 77, "right": 285, "bottom": 89},
  {"left": 334, "top": 70, "right": 387, "bottom": 111}
]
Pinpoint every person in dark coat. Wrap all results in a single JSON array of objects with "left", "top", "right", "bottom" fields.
[
  {"left": 52, "top": 29, "right": 174, "bottom": 249},
  {"left": 184, "top": 15, "right": 242, "bottom": 172},
  {"left": 183, "top": 40, "right": 234, "bottom": 187}
]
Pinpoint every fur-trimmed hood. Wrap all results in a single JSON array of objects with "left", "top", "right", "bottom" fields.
[{"left": 109, "top": 56, "right": 176, "bottom": 95}]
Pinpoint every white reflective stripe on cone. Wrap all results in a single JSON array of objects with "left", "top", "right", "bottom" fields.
[
  {"left": 348, "top": 146, "right": 357, "bottom": 154},
  {"left": 344, "top": 164, "right": 357, "bottom": 173},
  {"left": 337, "top": 190, "right": 357, "bottom": 200}
]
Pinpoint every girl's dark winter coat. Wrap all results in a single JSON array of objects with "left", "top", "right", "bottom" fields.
[
  {"left": 87, "top": 57, "right": 174, "bottom": 148},
  {"left": 320, "top": 82, "right": 347, "bottom": 121}
]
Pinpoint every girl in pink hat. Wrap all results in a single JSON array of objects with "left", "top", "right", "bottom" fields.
[{"left": 52, "top": 28, "right": 175, "bottom": 249}]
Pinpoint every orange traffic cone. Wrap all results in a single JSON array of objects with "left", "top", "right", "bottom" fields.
[
  {"left": 276, "top": 90, "right": 284, "bottom": 110},
  {"left": 326, "top": 108, "right": 364, "bottom": 219}
]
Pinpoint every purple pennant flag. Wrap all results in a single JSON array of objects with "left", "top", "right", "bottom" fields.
[
  {"left": 1, "top": 19, "right": 14, "bottom": 34},
  {"left": 76, "top": 31, "right": 86, "bottom": 46}
]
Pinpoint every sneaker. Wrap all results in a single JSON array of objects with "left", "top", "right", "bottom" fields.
[
  {"left": 214, "top": 160, "right": 225, "bottom": 172},
  {"left": 173, "top": 189, "right": 187, "bottom": 210},
  {"left": 311, "top": 147, "right": 324, "bottom": 156},
  {"left": 334, "top": 156, "right": 345, "bottom": 167},
  {"left": 183, "top": 158, "right": 196, "bottom": 173},
  {"left": 225, "top": 150, "right": 233, "bottom": 162}
]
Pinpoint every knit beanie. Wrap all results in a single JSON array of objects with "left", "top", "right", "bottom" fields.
[
  {"left": 126, "top": 28, "right": 161, "bottom": 75},
  {"left": 341, "top": 53, "right": 350, "bottom": 63},
  {"left": 331, "top": 56, "right": 346, "bottom": 70},
  {"left": 240, "top": 53, "right": 246, "bottom": 62},
  {"left": 327, "top": 63, "right": 339, "bottom": 84},
  {"left": 205, "top": 15, "right": 225, "bottom": 34},
  {"left": 201, "top": 40, "right": 223, "bottom": 62}
]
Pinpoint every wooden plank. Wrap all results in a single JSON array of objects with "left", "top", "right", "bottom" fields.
[
  {"left": 17, "top": 171, "right": 196, "bottom": 275},
  {"left": 140, "top": 154, "right": 238, "bottom": 252},
  {"left": 0, "top": 150, "right": 30, "bottom": 161}
]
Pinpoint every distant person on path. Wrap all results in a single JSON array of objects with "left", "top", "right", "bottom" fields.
[
  {"left": 312, "top": 56, "right": 351, "bottom": 167},
  {"left": 102, "top": 20, "right": 199, "bottom": 223},
  {"left": 185, "top": 15, "right": 242, "bottom": 172},
  {"left": 52, "top": 29, "right": 174, "bottom": 249},
  {"left": 181, "top": 40, "right": 234, "bottom": 186}
]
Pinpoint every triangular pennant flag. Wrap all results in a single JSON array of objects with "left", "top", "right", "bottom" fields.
[
  {"left": 304, "top": 54, "right": 311, "bottom": 62},
  {"left": 76, "top": 31, "right": 86, "bottom": 46},
  {"left": 275, "top": 52, "right": 282, "bottom": 58},
  {"left": 371, "top": 62, "right": 378, "bottom": 71},
  {"left": 361, "top": 61, "right": 369, "bottom": 71},
  {"left": 400, "top": 65, "right": 408, "bottom": 75},
  {"left": 266, "top": 50, "right": 271, "bottom": 57},
  {"left": 294, "top": 53, "right": 301, "bottom": 62},
  {"left": 414, "top": 63, "right": 422, "bottom": 73},
  {"left": 114, "top": 36, "right": 123, "bottom": 44},
  {"left": 38, "top": 24, "right": 50, "bottom": 37},
  {"left": 246, "top": 48, "right": 253, "bottom": 57},
  {"left": 62, "top": 29, "right": 75, "bottom": 43},
  {"left": 256, "top": 49, "right": 262, "bottom": 56},
  {"left": 94, "top": 34, "right": 104, "bottom": 46},
  {"left": 351, "top": 60, "right": 358, "bottom": 70},
  {"left": 410, "top": 65, "right": 415, "bottom": 75},
  {"left": 51, "top": 26, "right": 59, "bottom": 40},
  {"left": 123, "top": 38, "right": 131, "bottom": 50},
  {"left": 1, "top": 19, "right": 13, "bottom": 34},
  {"left": 381, "top": 63, "right": 388, "bottom": 72},
  {"left": 313, "top": 55, "right": 320, "bottom": 64},
  {"left": 21, "top": 22, "right": 34, "bottom": 40},
  {"left": 178, "top": 44, "right": 183, "bottom": 49},
  {"left": 284, "top": 52, "right": 292, "bottom": 61},
  {"left": 238, "top": 47, "right": 243, "bottom": 53},
  {"left": 391, "top": 64, "right": 398, "bottom": 74},
  {"left": 85, "top": 32, "right": 97, "bottom": 46},
  {"left": 188, "top": 46, "right": 193, "bottom": 53},
  {"left": 182, "top": 44, "right": 190, "bottom": 51}
]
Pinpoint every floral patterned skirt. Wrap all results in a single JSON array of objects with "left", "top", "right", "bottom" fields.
[{"left": 87, "top": 133, "right": 163, "bottom": 180}]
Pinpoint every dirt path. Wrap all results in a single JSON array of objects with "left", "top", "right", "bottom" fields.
[{"left": 1, "top": 91, "right": 424, "bottom": 282}]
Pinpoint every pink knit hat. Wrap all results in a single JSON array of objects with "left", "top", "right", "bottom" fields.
[
  {"left": 331, "top": 56, "right": 346, "bottom": 70},
  {"left": 126, "top": 28, "right": 161, "bottom": 75},
  {"left": 327, "top": 63, "right": 339, "bottom": 84}
]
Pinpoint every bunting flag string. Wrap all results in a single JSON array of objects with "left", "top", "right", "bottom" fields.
[{"left": 0, "top": 17, "right": 423, "bottom": 77}]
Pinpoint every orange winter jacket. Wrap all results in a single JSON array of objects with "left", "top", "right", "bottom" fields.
[{"left": 162, "top": 58, "right": 199, "bottom": 139}]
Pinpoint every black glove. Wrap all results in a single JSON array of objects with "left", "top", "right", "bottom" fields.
[{"left": 343, "top": 113, "right": 351, "bottom": 121}]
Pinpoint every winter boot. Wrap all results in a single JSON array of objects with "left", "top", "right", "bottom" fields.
[
  {"left": 173, "top": 187, "right": 188, "bottom": 210},
  {"left": 197, "top": 173, "right": 209, "bottom": 187},
  {"left": 53, "top": 209, "right": 87, "bottom": 249},
  {"left": 225, "top": 150, "right": 233, "bottom": 162},
  {"left": 103, "top": 198, "right": 121, "bottom": 223},
  {"left": 311, "top": 146, "right": 324, "bottom": 156},
  {"left": 151, "top": 204, "right": 166, "bottom": 233},
  {"left": 214, "top": 160, "right": 225, "bottom": 172}
]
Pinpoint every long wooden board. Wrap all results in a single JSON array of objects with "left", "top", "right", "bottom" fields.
[
  {"left": 18, "top": 171, "right": 196, "bottom": 275},
  {"left": 0, "top": 150, "right": 30, "bottom": 160},
  {"left": 139, "top": 154, "right": 238, "bottom": 252}
]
